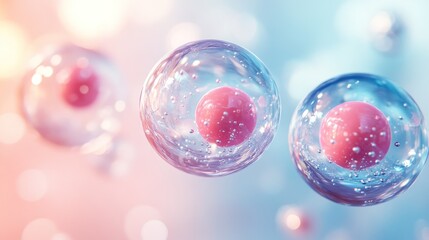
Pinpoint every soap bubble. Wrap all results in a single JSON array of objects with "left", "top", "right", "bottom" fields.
[
  {"left": 140, "top": 40, "right": 280, "bottom": 176},
  {"left": 21, "top": 44, "right": 125, "bottom": 146},
  {"left": 289, "top": 73, "right": 428, "bottom": 206}
]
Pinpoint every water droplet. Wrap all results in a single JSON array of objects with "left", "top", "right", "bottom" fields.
[
  {"left": 352, "top": 146, "right": 360, "bottom": 153},
  {"left": 368, "top": 151, "right": 375, "bottom": 157},
  {"left": 189, "top": 129, "right": 194, "bottom": 133},
  {"left": 394, "top": 142, "right": 400, "bottom": 147}
]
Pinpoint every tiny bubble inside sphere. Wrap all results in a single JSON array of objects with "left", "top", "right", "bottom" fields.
[
  {"left": 195, "top": 86, "right": 257, "bottom": 147},
  {"left": 319, "top": 101, "right": 391, "bottom": 170}
]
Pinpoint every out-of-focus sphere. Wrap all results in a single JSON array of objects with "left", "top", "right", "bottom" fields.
[
  {"left": 369, "top": 11, "right": 403, "bottom": 53},
  {"left": 61, "top": 65, "right": 100, "bottom": 107},
  {"left": 289, "top": 73, "right": 428, "bottom": 206},
  {"left": 320, "top": 101, "right": 391, "bottom": 170},
  {"left": 21, "top": 44, "right": 125, "bottom": 146},
  {"left": 140, "top": 40, "right": 280, "bottom": 176},
  {"left": 277, "top": 206, "right": 312, "bottom": 235}
]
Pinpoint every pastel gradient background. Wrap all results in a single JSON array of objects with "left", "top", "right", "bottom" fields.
[{"left": 1, "top": 0, "right": 429, "bottom": 239}]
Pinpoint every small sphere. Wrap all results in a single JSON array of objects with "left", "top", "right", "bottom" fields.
[
  {"left": 195, "top": 86, "right": 257, "bottom": 147},
  {"left": 289, "top": 73, "right": 428, "bottom": 206},
  {"left": 21, "top": 44, "right": 125, "bottom": 146},
  {"left": 320, "top": 101, "right": 391, "bottom": 170},
  {"left": 62, "top": 65, "right": 100, "bottom": 108},
  {"left": 140, "top": 40, "right": 280, "bottom": 176}
]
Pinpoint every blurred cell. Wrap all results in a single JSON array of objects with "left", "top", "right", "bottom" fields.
[
  {"left": 16, "top": 169, "right": 48, "bottom": 202},
  {"left": 0, "top": 20, "right": 28, "bottom": 79},
  {"left": 141, "top": 220, "right": 169, "bottom": 240},
  {"left": 140, "top": 40, "right": 280, "bottom": 176},
  {"left": 336, "top": 0, "right": 408, "bottom": 54},
  {"left": 21, "top": 44, "right": 125, "bottom": 146},
  {"left": 57, "top": 0, "right": 129, "bottom": 43},
  {"left": 289, "top": 73, "right": 428, "bottom": 206},
  {"left": 0, "top": 113, "right": 26, "bottom": 144},
  {"left": 277, "top": 206, "right": 312, "bottom": 236},
  {"left": 369, "top": 11, "right": 403, "bottom": 53}
]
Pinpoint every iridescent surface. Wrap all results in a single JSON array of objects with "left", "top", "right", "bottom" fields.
[
  {"left": 289, "top": 73, "right": 428, "bottom": 206},
  {"left": 21, "top": 44, "right": 125, "bottom": 146},
  {"left": 140, "top": 40, "right": 280, "bottom": 176}
]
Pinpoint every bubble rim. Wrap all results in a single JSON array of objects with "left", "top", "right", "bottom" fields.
[
  {"left": 288, "top": 73, "right": 428, "bottom": 206},
  {"left": 140, "top": 39, "right": 281, "bottom": 177}
]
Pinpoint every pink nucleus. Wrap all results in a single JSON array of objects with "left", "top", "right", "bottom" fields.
[
  {"left": 62, "top": 65, "right": 100, "bottom": 108},
  {"left": 195, "top": 86, "right": 257, "bottom": 147},
  {"left": 319, "top": 101, "right": 391, "bottom": 170}
]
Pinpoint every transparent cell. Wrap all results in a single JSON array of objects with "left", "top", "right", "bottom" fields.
[
  {"left": 289, "top": 73, "right": 428, "bottom": 206},
  {"left": 140, "top": 40, "right": 280, "bottom": 176},
  {"left": 21, "top": 44, "right": 125, "bottom": 146}
]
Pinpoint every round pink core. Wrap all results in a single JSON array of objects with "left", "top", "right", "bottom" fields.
[
  {"left": 62, "top": 65, "right": 100, "bottom": 108},
  {"left": 195, "top": 86, "right": 257, "bottom": 147},
  {"left": 319, "top": 101, "right": 391, "bottom": 170}
]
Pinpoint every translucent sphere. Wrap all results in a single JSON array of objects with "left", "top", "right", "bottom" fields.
[
  {"left": 140, "top": 40, "right": 280, "bottom": 176},
  {"left": 289, "top": 73, "right": 428, "bottom": 206},
  {"left": 21, "top": 44, "right": 125, "bottom": 146}
]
